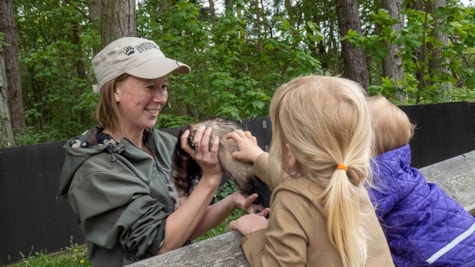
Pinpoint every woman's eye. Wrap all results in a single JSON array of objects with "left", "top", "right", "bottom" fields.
[
  {"left": 146, "top": 85, "right": 156, "bottom": 90},
  {"left": 161, "top": 85, "right": 168, "bottom": 91}
]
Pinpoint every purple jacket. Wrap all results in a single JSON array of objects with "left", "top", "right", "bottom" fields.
[{"left": 367, "top": 144, "right": 475, "bottom": 266}]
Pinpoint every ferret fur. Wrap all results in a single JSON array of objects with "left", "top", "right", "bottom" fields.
[{"left": 169, "top": 118, "right": 271, "bottom": 209}]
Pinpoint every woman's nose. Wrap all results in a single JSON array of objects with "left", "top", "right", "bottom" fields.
[{"left": 152, "top": 89, "right": 166, "bottom": 101}]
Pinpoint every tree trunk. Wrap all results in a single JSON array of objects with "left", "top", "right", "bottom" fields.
[
  {"left": 208, "top": 0, "right": 216, "bottom": 19},
  {"left": 88, "top": 0, "right": 102, "bottom": 54},
  {"left": 335, "top": 0, "right": 369, "bottom": 91},
  {"left": 100, "top": 0, "right": 136, "bottom": 48},
  {"left": 73, "top": 24, "right": 86, "bottom": 79},
  {"left": 0, "top": 49, "right": 15, "bottom": 148},
  {"left": 427, "top": 0, "right": 450, "bottom": 79},
  {"left": 407, "top": 0, "right": 449, "bottom": 103},
  {"left": 408, "top": 0, "right": 427, "bottom": 103},
  {"left": 382, "top": 0, "right": 406, "bottom": 101},
  {"left": 254, "top": 0, "right": 263, "bottom": 52},
  {"left": 0, "top": 0, "right": 26, "bottom": 136}
]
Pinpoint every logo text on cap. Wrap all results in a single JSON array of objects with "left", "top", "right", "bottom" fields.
[{"left": 136, "top": 42, "right": 159, "bottom": 54}]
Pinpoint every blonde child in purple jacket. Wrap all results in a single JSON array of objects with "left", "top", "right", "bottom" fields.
[{"left": 367, "top": 96, "right": 475, "bottom": 266}]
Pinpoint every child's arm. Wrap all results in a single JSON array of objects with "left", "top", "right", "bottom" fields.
[{"left": 231, "top": 186, "right": 310, "bottom": 267}]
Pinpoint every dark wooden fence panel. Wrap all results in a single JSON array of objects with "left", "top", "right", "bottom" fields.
[
  {"left": 0, "top": 142, "right": 84, "bottom": 265},
  {"left": 0, "top": 101, "right": 474, "bottom": 264},
  {"left": 401, "top": 101, "right": 475, "bottom": 167}
]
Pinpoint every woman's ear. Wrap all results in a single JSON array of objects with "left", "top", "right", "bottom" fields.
[
  {"left": 114, "top": 90, "right": 120, "bottom": 102},
  {"left": 285, "top": 143, "right": 296, "bottom": 168}
]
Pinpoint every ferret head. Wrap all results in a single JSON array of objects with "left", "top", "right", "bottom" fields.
[{"left": 170, "top": 118, "right": 271, "bottom": 209}]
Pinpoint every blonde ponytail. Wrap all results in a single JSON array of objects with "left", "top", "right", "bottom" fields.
[{"left": 322, "top": 167, "right": 367, "bottom": 267}]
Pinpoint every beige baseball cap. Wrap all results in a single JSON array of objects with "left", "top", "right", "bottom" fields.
[{"left": 92, "top": 37, "right": 191, "bottom": 92}]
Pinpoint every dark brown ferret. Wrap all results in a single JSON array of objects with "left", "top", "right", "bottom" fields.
[{"left": 169, "top": 118, "right": 271, "bottom": 209}]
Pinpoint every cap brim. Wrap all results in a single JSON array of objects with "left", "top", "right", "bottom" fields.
[{"left": 126, "top": 57, "right": 191, "bottom": 79}]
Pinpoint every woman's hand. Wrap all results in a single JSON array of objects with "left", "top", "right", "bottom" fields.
[
  {"left": 226, "top": 130, "right": 265, "bottom": 163},
  {"left": 231, "top": 192, "right": 268, "bottom": 214},
  {"left": 163, "top": 126, "right": 223, "bottom": 251},
  {"left": 181, "top": 126, "right": 223, "bottom": 179},
  {"left": 229, "top": 209, "right": 270, "bottom": 236}
]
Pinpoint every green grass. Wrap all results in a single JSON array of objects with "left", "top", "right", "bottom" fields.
[
  {"left": 7, "top": 241, "right": 90, "bottom": 267},
  {"left": 6, "top": 181, "right": 241, "bottom": 266}
]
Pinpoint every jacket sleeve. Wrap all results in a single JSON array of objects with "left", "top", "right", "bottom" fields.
[
  {"left": 253, "top": 153, "right": 287, "bottom": 190},
  {"left": 68, "top": 161, "right": 169, "bottom": 259},
  {"left": 241, "top": 187, "right": 310, "bottom": 267}
]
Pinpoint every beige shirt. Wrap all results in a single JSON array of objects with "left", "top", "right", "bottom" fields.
[{"left": 240, "top": 154, "right": 394, "bottom": 267}]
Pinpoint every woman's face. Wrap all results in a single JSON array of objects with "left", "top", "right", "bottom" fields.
[{"left": 114, "top": 75, "right": 168, "bottom": 133}]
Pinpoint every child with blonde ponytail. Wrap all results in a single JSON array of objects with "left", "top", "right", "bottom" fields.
[{"left": 228, "top": 75, "right": 393, "bottom": 266}]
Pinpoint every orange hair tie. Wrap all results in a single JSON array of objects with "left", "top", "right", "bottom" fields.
[{"left": 336, "top": 163, "right": 348, "bottom": 172}]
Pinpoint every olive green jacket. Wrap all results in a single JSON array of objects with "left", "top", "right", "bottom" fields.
[
  {"left": 241, "top": 154, "right": 394, "bottom": 267},
  {"left": 59, "top": 127, "right": 176, "bottom": 266}
]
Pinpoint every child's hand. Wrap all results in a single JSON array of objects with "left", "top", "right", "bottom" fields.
[
  {"left": 226, "top": 130, "right": 265, "bottom": 163},
  {"left": 229, "top": 209, "right": 270, "bottom": 235}
]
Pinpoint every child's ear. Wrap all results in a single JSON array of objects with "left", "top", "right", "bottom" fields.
[{"left": 285, "top": 143, "right": 296, "bottom": 168}]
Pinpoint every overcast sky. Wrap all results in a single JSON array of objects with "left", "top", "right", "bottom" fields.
[{"left": 462, "top": 0, "right": 473, "bottom": 6}]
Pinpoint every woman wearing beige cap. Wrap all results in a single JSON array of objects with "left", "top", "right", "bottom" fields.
[{"left": 59, "top": 37, "right": 258, "bottom": 266}]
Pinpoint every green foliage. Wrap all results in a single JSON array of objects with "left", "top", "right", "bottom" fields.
[
  {"left": 15, "top": 0, "right": 99, "bottom": 144},
  {"left": 156, "top": 113, "right": 195, "bottom": 129},
  {"left": 215, "top": 179, "right": 240, "bottom": 200},
  {"left": 15, "top": 126, "right": 64, "bottom": 146},
  {"left": 136, "top": 0, "right": 321, "bottom": 126},
  {"left": 349, "top": 2, "right": 475, "bottom": 102},
  {"left": 11, "top": 0, "right": 475, "bottom": 144}
]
